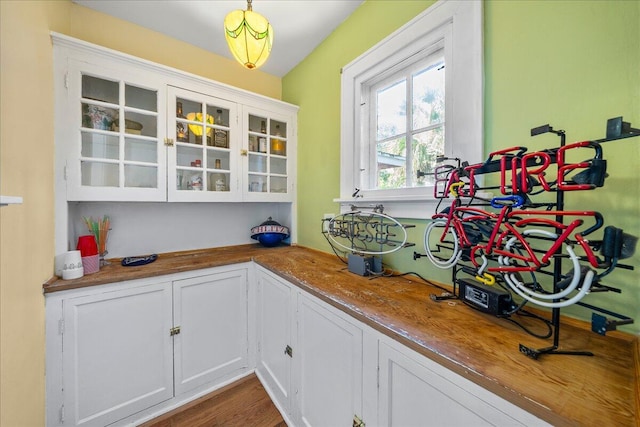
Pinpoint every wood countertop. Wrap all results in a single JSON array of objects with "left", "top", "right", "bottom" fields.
[{"left": 44, "top": 245, "right": 638, "bottom": 426}]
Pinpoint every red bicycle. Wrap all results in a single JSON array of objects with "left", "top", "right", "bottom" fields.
[{"left": 424, "top": 163, "right": 632, "bottom": 307}]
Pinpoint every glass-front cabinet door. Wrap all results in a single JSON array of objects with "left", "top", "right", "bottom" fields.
[
  {"left": 66, "top": 61, "right": 166, "bottom": 201},
  {"left": 245, "top": 108, "right": 293, "bottom": 202},
  {"left": 167, "top": 87, "right": 238, "bottom": 201}
]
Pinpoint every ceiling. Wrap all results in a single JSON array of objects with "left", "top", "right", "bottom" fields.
[{"left": 73, "top": 0, "right": 364, "bottom": 77}]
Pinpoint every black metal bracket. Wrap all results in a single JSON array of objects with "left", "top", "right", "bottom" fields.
[
  {"left": 591, "top": 313, "right": 634, "bottom": 335},
  {"left": 519, "top": 344, "right": 594, "bottom": 360},
  {"left": 605, "top": 116, "right": 640, "bottom": 140},
  {"left": 531, "top": 124, "right": 566, "bottom": 137}
]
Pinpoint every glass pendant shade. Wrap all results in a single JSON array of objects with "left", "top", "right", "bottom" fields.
[
  {"left": 224, "top": 2, "right": 273, "bottom": 70},
  {"left": 186, "top": 113, "right": 213, "bottom": 137}
]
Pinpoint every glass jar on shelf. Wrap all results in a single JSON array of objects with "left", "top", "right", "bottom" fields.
[
  {"left": 248, "top": 135, "right": 258, "bottom": 152},
  {"left": 214, "top": 109, "right": 228, "bottom": 148},
  {"left": 271, "top": 124, "right": 285, "bottom": 155},
  {"left": 176, "top": 101, "right": 189, "bottom": 142},
  {"left": 259, "top": 136, "right": 267, "bottom": 153},
  {"left": 210, "top": 159, "right": 227, "bottom": 191}
]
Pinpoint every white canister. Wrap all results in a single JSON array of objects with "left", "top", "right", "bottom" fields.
[{"left": 62, "top": 250, "right": 84, "bottom": 280}]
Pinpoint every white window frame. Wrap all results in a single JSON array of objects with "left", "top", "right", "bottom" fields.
[
  {"left": 366, "top": 47, "right": 446, "bottom": 191},
  {"left": 338, "top": 0, "right": 483, "bottom": 218}
]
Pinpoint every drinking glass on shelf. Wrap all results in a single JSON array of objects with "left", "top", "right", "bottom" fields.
[
  {"left": 84, "top": 215, "right": 111, "bottom": 266},
  {"left": 97, "top": 226, "right": 110, "bottom": 266}
]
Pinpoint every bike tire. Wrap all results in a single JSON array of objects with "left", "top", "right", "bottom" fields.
[
  {"left": 424, "top": 219, "right": 462, "bottom": 269},
  {"left": 500, "top": 229, "right": 593, "bottom": 308}
]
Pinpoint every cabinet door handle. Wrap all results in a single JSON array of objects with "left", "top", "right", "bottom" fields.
[
  {"left": 164, "top": 138, "right": 175, "bottom": 147},
  {"left": 353, "top": 414, "right": 365, "bottom": 427},
  {"left": 170, "top": 326, "right": 181, "bottom": 336},
  {"left": 284, "top": 345, "right": 293, "bottom": 357},
  {"left": 240, "top": 149, "right": 248, "bottom": 156}
]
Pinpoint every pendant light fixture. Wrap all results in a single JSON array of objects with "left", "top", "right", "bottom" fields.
[{"left": 224, "top": 0, "right": 273, "bottom": 70}]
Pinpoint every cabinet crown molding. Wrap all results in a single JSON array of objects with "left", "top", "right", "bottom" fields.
[{"left": 50, "top": 32, "right": 299, "bottom": 113}]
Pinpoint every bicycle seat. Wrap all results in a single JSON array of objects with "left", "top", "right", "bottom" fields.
[{"left": 490, "top": 195, "right": 525, "bottom": 208}]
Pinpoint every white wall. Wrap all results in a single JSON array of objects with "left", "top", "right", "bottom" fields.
[{"left": 66, "top": 202, "right": 293, "bottom": 259}]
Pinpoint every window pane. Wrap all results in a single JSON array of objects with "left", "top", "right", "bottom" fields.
[
  {"left": 123, "top": 111, "right": 156, "bottom": 138},
  {"left": 176, "top": 145, "right": 203, "bottom": 168},
  {"left": 377, "top": 137, "right": 406, "bottom": 189},
  {"left": 125, "top": 84, "right": 157, "bottom": 112},
  {"left": 125, "top": 138, "right": 157, "bottom": 163},
  {"left": 124, "top": 164, "right": 157, "bottom": 188},
  {"left": 270, "top": 157, "right": 287, "bottom": 175},
  {"left": 81, "top": 161, "right": 119, "bottom": 187},
  {"left": 248, "top": 175, "right": 267, "bottom": 193},
  {"left": 81, "top": 132, "right": 119, "bottom": 160},
  {"left": 248, "top": 154, "right": 267, "bottom": 173},
  {"left": 411, "top": 127, "right": 445, "bottom": 187},
  {"left": 376, "top": 80, "right": 406, "bottom": 140},
  {"left": 82, "top": 103, "right": 117, "bottom": 131},
  {"left": 413, "top": 58, "right": 445, "bottom": 130},
  {"left": 270, "top": 176, "right": 287, "bottom": 193},
  {"left": 82, "top": 75, "right": 118, "bottom": 104}
]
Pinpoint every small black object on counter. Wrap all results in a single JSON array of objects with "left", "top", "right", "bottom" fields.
[{"left": 121, "top": 254, "right": 158, "bottom": 267}]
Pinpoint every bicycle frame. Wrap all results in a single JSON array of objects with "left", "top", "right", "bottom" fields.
[{"left": 432, "top": 198, "right": 605, "bottom": 274}]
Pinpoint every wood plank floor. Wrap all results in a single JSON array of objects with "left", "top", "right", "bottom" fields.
[{"left": 140, "top": 374, "right": 286, "bottom": 427}]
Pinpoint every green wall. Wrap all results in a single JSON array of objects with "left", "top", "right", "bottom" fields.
[
  {"left": 283, "top": 0, "right": 435, "bottom": 251},
  {"left": 283, "top": 0, "right": 640, "bottom": 334}
]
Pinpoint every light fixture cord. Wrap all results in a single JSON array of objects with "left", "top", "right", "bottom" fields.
[{"left": 247, "top": 0, "right": 253, "bottom": 11}]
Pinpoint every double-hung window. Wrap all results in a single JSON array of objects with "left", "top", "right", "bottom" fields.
[
  {"left": 369, "top": 50, "right": 445, "bottom": 190},
  {"left": 339, "top": 0, "right": 483, "bottom": 218}
]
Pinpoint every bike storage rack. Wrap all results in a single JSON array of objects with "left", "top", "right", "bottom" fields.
[{"left": 416, "top": 117, "right": 639, "bottom": 359}]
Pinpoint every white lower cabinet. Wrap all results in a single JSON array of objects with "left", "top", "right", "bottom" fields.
[
  {"left": 256, "top": 268, "right": 364, "bottom": 427},
  {"left": 173, "top": 270, "right": 248, "bottom": 395},
  {"left": 60, "top": 282, "right": 174, "bottom": 427},
  {"left": 294, "top": 293, "right": 363, "bottom": 427},
  {"left": 255, "top": 266, "right": 549, "bottom": 427},
  {"left": 48, "top": 263, "right": 549, "bottom": 427},
  {"left": 377, "top": 338, "right": 549, "bottom": 427},
  {"left": 256, "top": 268, "right": 294, "bottom": 418},
  {"left": 46, "top": 266, "right": 249, "bottom": 427}
]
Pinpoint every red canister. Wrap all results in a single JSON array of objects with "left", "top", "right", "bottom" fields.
[
  {"left": 77, "top": 235, "right": 98, "bottom": 256},
  {"left": 77, "top": 235, "right": 99, "bottom": 274}
]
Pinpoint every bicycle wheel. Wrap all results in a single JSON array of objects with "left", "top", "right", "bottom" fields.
[
  {"left": 424, "top": 219, "right": 462, "bottom": 269},
  {"left": 499, "top": 229, "right": 593, "bottom": 308}
]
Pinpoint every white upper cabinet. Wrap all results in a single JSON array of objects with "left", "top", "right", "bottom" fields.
[
  {"left": 63, "top": 59, "right": 167, "bottom": 201},
  {"left": 243, "top": 106, "right": 295, "bottom": 202},
  {"left": 53, "top": 33, "right": 297, "bottom": 203},
  {"left": 167, "top": 86, "right": 240, "bottom": 201}
]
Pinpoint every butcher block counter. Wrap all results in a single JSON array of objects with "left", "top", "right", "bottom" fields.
[{"left": 44, "top": 244, "right": 639, "bottom": 426}]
